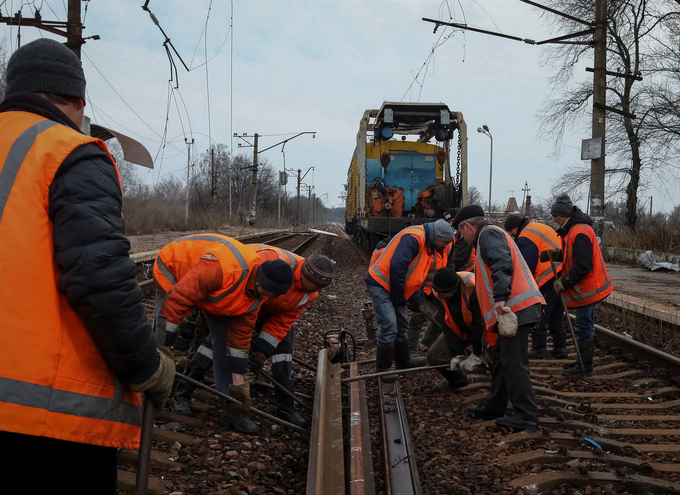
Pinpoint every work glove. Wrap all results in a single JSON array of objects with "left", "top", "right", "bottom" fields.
[
  {"left": 130, "top": 349, "right": 176, "bottom": 409},
  {"left": 248, "top": 351, "right": 266, "bottom": 375},
  {"left": 228, "top": 382, "right": 251, "bottom": 414},
  {"left": 449, "top": 355, "right": 466, "bottom": 370},
  {"left": 539, "top": 249, "right": 563, "bottom": 263},
  {"left": 553, "top": 277, "right": 566, "bottom": 292},
  {"left": 460, "top": 353, "right": 482, "bottom": 372}
]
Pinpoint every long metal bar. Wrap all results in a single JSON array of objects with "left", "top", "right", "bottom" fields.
[
  {"left": 422, "top": 18, "right": 527, "bottom": 43},
  {"left": 517, "top": 0, "right": 594, "bottom": 26},
  {"left": 260, "top": 369, "right": 313, "bottom": 411},
  {"left": 135, "top": 401, "right": 156, "bottom": 495},
  {"left": 536, "top": 28, "right": 594, "bottom": 45},
  {"left": 342, "top": 364, "right": 449, "bottom": 384},
  {"left": 548, "top": 252, "right": 585, "bottom": 372},
  {"left": 174, "top": 372, "right": 309, "bottom": 435}
]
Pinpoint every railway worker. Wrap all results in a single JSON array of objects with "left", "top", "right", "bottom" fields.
[
  {"left": 0, "top": 39, "right": 174, "bottom": 493},
  {"left": 504, "top": 214, "right": 567, "bottom": 359},
  {"left": 445, "top": 207, "right": 476, "bottom": 272},
  {"left": 544, "top": 194, "right": 614, "bottom": 377},
  {"left": 170, "top": 245, "right": 333, "bottom": 429},
  {"left": 425, "top": 268, "right": 484, "bottom": 393},
  {"left": 154, "top": 234, "right": 294, "bottom": 433},
  {"left": 370, "top": 237, "right": 390, "bottom": 265},
  {"left": 453, "top": 205, "right": 544, "bottom": 431},
  {"left": 366, "top": 219, "right": 455, "bottom": 378}
]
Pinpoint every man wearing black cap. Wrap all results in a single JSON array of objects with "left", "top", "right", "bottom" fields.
[
  {"left": 504, "top": 214, "right": 567, "bottom": 359},
  {"left": 154, "top": 234, "right": 294, "bottom": 433},
  {"left": 0, "top": 39, "right": 173, "bottom": 492},
  {"left": 426, "top": 268, "right": 484, "bottom": 393},
  {"left": 543, "top": 194, "right": 613, "bottom": 377},
  {"left": 453, "top": 205, "right": 544, "bottom": 431},
  {"left": 367, "top": 220, "right": 454, "bottom": 378},
  {"left": 444, "top": 207, "right": 476, "bottom": 272}
]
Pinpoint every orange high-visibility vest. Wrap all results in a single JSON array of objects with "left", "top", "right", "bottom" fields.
[
  {"left": 370, "top": 247, "right": 385, "bottom": 266},
  {"left": 0, "top": 111, "right": 143, "bottom": 449},
  {"left": 474, "top": 225, "right": 545, "bottom": 347},
  {"left": 248, "top": 244, "right": 319, "bottom": 346},
  {"left": 368, "top": 226, "right": 435, "bottom": 300},
  {"left": 561, "top": 224, "right": 613, "bottom": 307},
  {"left": 423, "top": 240, "right": 453, "bottom": 296},
  {"left": 460, "top": 247, "right": 476, "bottom": 273},
  {"left": 518, "top": 222, "right": 562, "bottom": 288},
  {"left": 435, "top": 271, "right": 475, "bottom": 340},
  {"left": 154, "top": 234, "right": 265, "bottom": 317}
]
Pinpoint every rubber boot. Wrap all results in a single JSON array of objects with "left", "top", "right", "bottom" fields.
[
  {"left": 548, "top": 329, "right": 568, "bottom": 359},
  {"left": 395, "top": 340, "right": 427, "bottom": 369},
  {"left": 171, "top": 343, "right": 213, "bottom": 415},
  {"left": 563, "top": 340, "right": 594, "bottom": 377},
  {"left": 220, "top": 405, "right": 259, "bottom": 434},
  {"left": 376, "top": 342, "right": 397, "bottom": 383},
  {"left": 528, "top": 331, "right": 548, "bottom": 359},
  {"left": 435, "top": 369, "right": 469, "bottom": 393},
  {"left": 272, "top": 359, "right": 307, "bottom": 428},
  {"left": 407, "top": 325, "right": 422, "bottom": 357}
]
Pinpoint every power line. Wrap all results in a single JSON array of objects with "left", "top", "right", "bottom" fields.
[{"left": 204, "top": 0, "right": 213, "bottom": 157}]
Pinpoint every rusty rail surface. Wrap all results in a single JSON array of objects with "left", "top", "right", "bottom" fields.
[
  {"left": 305, "top": 349, "right": 344, "bottom": 495},
  {"left": 378, "top": 379, "right": 422, "bottom": 495},
  {"left": 348, "top": 362, "right": 375, "bottom": 495}
]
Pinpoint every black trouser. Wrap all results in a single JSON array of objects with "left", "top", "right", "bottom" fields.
[
  {"left": 270, "top": 327, "right": 297, "bottom": 414},
  {"left": 483, "top": 323, "right": 539, "bottom": 422},
  {"left": 0, "top": 431, "right": 117, "bottom": 494},
  {"left": 536, "top": 281, "right": 565, "bottom": 339},
  {"left": 427, "top": 324, "right": 469, "bottom": 385}
]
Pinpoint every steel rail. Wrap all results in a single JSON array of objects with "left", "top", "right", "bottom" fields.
[
  {"left": 348, "top": 362, "right": 375, "bottom": 495},
  {"left": 379, "top": 379, "right": 422, "bottom": 495},
  {"left": 305, "top": 349, "right": 345, "bottom": 495}
]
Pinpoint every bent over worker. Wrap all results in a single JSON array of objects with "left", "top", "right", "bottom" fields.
[
  {"left": 154, "top": 234, "right": 293, "bottom": 433},
  {"left": 366, "top": 219, "right": 454, "bottom": 379},
  {"left": 547, "top": 194, "right": 613, "bottom": 377},
  {"left": 0, "top": 39, "right": 173, "bottom": 494},
  {"left": 170, "top": 245, "right": 333, "bottom": 429},
  {"left": 426, "top": 268, "right": 484, "bottom": 393},
  {"left": 505, "top": 214, "right": 567, "bottom": 359},
  {"left": 454, "top": 205, "right": 545, "bottom": 432}
]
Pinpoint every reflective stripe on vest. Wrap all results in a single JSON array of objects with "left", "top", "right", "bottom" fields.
[
  {"left": 0, "top": 376, "right": 142, "bottom": 426},
  {"left": 296, "top": 293, "right": 311, "bottom": 308},
  {"left": 476, "top": 226, "right": 545, "bottom": 325},
  {"left": 518, "top": 224, "right": 562, "bottom": 287},
  {"left": 0, "top": 120, "right": 59, "bottom": 223},
  {"left": 155, "top": 256, "right": 177, "bottom": 285},
  {"left": 253, "top": 244, "right": 299, "bottom": 270},
  {"left": 437, "top": 271, "right": 474, "bottom": 341},
  {"left": 168, "top": 235, "right": 250, "bottom": 303},
  {"left": 259, "top": 330, "right": 280, "bottom": 347}
]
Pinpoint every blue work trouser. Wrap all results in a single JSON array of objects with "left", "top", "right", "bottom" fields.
[
  {"left": 573, "top": 303, "right": 596, "bottom": 343},
  {"left": 366, "top": 283, "right": 409, "bottom": 346}
]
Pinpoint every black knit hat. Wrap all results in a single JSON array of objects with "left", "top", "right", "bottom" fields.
[
  {"left": 551, "top": 194, "right": 575, "bottom": 217},
  {"left": 451, "top": 205, "right": 485, "bottom": 229},
  {"left": 257, "top": 259, "right": 294, "bottom": 295},
  {"left": 432, "top": 268, "right": 461, "bottom": 293},
  {"left": 444, "top": 208, "right": 460, "bottom": 222},
  {"left": 301, "top": 253, "right": 334, "bottom": 287},
  {"left": 5, "top": 39, "right": 86, "bottom": 100},
  {"left": 504, "top": 214, "right": 524, "bottom": 232}
]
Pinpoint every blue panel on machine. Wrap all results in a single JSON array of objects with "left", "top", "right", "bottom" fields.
[{"left": 366, "top": 151, "right": 436, "bottom": 212}]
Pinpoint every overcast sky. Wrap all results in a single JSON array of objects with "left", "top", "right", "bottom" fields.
[{"left": 3, "top": 0, "right": 672, "bottom": 213}]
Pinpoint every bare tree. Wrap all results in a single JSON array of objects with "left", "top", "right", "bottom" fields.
[
  {"left": 0, "top": 39, "right": 7, "bottom": 100},
  {"left": 538, "top": 0, "right": 680, "bottom": 230},
  {"left": 468, "top": 185, "right": 483, "bottom": 206}
]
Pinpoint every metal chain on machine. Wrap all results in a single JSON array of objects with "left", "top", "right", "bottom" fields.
[{"left": 455, "top": 131, "right": 462, "bottom": 187}]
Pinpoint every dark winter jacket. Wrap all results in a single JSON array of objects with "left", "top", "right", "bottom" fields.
[
  {"left": 473, "top": 221, "right": 541, "bottom": 327},
  {"left": 0, "top": 92, "right": 159, "bottom": 384},
  {"left": 365, "top": 222, "right": 439, "bottom": 306},
  {"left": 452, "top": 230, "right": 473, "bottom": 271},
  {"left": 437, "top": 287, "right": 484, "bottom": 355},
  {"left": 555, "top": 208, "right": 594, "bottom": 289}
]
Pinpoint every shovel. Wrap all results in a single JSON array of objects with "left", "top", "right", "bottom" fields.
[{"left": 547, "top": 250, "right": 585, "bottom": 373}]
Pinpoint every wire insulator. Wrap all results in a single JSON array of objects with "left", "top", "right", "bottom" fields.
[{"left": 149, "top": 12, "right": 159, "bottom": 25}]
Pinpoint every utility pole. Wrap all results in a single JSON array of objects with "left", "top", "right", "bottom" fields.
[
  {"left": 649, "top": 196, "right": 653, "bottom": 216},
  {"left": 66, "top": 0, "right": 82, "bottom": 59},
  {"left": 295, "top": 167, "right": 314, "bottom": 227},
  {"left": 590, "top": 0, "right": 607, "bottom": 238},
  {"left": 210, "top": 147, "right": 217, "bottom": 199},
  {"left": 308, "top": 185, "right": 313, "bottom": 225},
  {"left": 185, "top": 138, "right": 194, "bottom": 225},
  {"left": 250, "top": 133, "right": 259, "bottom": 221}
]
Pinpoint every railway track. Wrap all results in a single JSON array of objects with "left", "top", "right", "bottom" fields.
[{"left": 305, "top": 230, "right": 680, "bottom": 494}]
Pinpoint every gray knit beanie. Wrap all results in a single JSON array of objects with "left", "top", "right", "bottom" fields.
[
  {"left": 5, "top": 39, "right": 86, "bottom": 100},
  {"left": 551, "top": 194, "right": 575, "bottom": 217},
  {"left": 432, "top": 219, "right": 454, "bottom": 242}
]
